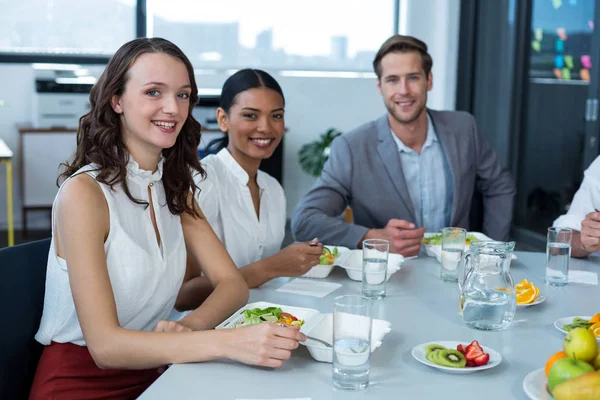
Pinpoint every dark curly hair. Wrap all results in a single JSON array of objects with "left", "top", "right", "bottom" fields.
[{"left": 58, "top": 37, "right": 205, "bottom": 217}]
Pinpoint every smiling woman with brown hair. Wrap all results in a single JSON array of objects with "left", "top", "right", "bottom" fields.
[{"left": 29, "top": 40, "right": 305, "bottom": 400}]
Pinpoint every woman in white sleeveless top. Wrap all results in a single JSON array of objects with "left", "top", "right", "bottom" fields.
[
  {"left": 173, "top": 70, "right": 324, "bottom": 312},
  {"left": 29, "top": 38, "right": 306, "bottom": 400}
]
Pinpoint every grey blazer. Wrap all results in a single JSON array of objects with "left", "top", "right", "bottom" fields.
[{"left": 291, "top": 109, "right": 516, "bottom": 248}]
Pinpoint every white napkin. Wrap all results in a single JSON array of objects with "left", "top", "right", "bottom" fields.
[
  {"left": 568, "top": 270, "right": 599, "bottom": 285},
  {"left": 276, "top": 278, "right": 342, "bottom": 298}
]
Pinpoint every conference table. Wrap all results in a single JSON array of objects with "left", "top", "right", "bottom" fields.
[{"left": 139, "top": 251, "right": 600, "bottom": 400}]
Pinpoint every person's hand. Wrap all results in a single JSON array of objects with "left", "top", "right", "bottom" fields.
[
  {"left": 154, "top": 320, "right": 192, "bottom": 333},
  {"left": 273, "top": 239, "right": 324, "bottom": 277},
  {"left": 580, "top": 211, "right": 600, "bottom": 253},
  {"left": 365, "top": 219, "right": 425, "bottom": 257},
  {"left": 226, "top": 323, "right": 306, "bottom": 368}
]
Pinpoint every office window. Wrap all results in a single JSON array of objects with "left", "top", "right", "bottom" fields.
[
  {"left": 0, "top": 0, "right": 136, "bottom": 56},
  {"left": 148, "top": 0, "right": 395, "bottom": 71}
]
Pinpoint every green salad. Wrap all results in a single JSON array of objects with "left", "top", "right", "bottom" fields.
[
  {"left": 236, "top": 307, "right": 304, "bottom": 327},
  {"left": 319, "top": 246, "right": 339, "bottom": 265},
  {"left": 422, "top": 233, "right": 480, "bottom": 246}
]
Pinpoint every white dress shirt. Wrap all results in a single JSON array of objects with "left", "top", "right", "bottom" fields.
[
  {"left": 194, "top": 148, "right": 286, "bottom": 268},
  {"left": 390, "top": 113, "right": 453, "bottom": 232},
  {"left": 553, "top": 155, "right": 600, "bottom": 231}
]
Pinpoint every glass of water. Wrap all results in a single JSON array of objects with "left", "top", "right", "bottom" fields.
[
  {"left": 362, "top": 239, "right": 389, "bottom": 299},
  {"left": 546, "top": 227, "right": 572, "bottom": 286},
  {"left": 332, "top": 295, "right": 372, "bottom": 390},
  {"left": 441, "top": 227, "right": 467, "bottom": 282}
]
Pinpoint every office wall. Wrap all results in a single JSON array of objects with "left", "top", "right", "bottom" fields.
[{"left": 0, "top": 0, "right": 461, "bottom": 229}]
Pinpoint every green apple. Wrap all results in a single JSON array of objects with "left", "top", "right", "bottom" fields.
[
  {"left": 593, "top": 345, "right": 600, "bottom": 370},
  {"left": 564, "top": 328, "right": 598, "bottom": 363},
  {"left": 548, "top": 358, "right": 595, "bottom": 392}
]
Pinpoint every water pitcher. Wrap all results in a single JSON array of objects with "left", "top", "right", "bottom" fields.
[{"left": 458, "top": 241, "right": 516, "bottom": 331}]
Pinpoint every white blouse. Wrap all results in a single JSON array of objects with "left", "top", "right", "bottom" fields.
[
  {"left": 35, "top": 157, "right": 186, "bottom": 346},
  {"left": 195, "top": 149, "right": 286, "bottom": 268},
  {"left": 554, "top": 155, "right": 600, "bottom": 231}
]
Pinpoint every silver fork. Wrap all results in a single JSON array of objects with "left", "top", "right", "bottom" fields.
[{"left": 305, "top": 335, "right": 332, "bottom": 348}]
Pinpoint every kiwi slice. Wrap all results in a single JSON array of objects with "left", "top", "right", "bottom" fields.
[
  {"left": 425, "top": 344, "right": 447, "bottom": 356},
  {"left": 433, "top": 349, "right": 467, "bottom": 368}
]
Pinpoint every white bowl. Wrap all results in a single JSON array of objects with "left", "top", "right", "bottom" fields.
[
  {"left": 523, "top": 368, "right": 553, "bottom": 400},
  {"left": 553, "top": 315, "right": 600, "bottom": 342},
  {"left": 215, "top": 301, "right": 321, "bottom": 333},
  {"left": 300, "top": 313, "right": 391, "bottom": 363},
  {"left": 302, "top": 246, "right": 350, "bottom": 279},
  {"left": 337, "top": 250, "right": 403, "bottom": 281}
]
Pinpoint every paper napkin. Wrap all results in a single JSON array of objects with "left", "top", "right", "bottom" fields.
[
  {"left": 276, "top": 278, "right": 342, "bottom": 298},
  {"left": 568, "top": 270, "right": 599, "bottom": 285}
]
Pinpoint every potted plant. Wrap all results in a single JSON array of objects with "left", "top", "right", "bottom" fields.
[{"left": 298, "top": 128, "right": 342, "bottom": 177}]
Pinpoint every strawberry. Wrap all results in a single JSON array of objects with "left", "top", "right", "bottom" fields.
[
  {"left": 457, "top": 344, "right": 466, "bottom": 354},
  {"left": 466, "top": 360, "right": 475, "bottom": 367},
  {"left": 472, "top": 353, "right": 490, "bottom": 366},
  {"left": 465, "top": 340, "right": 484, "bottom": 361}
]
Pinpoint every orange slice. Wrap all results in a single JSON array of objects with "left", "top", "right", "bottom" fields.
[
  {"left": 516, "top": 287, "right": 537, "bottom": 304},
  {"left": 516, "top": 279, "right": 533, "bottom": 291},
  {"left": 591, "top": 326, "right": 600, "bottom": 338},
  {"left": 589, "top": 313, "right": 600, "bottom": 324}
]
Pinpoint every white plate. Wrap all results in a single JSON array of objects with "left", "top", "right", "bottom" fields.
[
  {"left": 215, "top": 301, "right": 322, "bottom": 334},
  {"left": 423, "top": 232, "right": 518, "bottom": 261},
  {"left": 523, "top": 368, "right": 554, "bottom": 400},
  {"left": 300, "top": 313, "right": 392, "bottom": 363},
  {"left": 302, "top": 245, "right": 350, "bottom": 279},
  {"left": 517, "top": 295, "right": 546, "bottom": 308},
  {"left": 336, "top": 250, "right": 403, "bottom": 281},
  {"left": 411, "top": 341, "right": 502, "bottom": 374},
  {"left": 553, "top": 315, "right": 600, "bottom": 342}
]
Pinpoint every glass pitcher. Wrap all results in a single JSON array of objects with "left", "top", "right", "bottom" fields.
[{"left": 458, "top": 241, "right": 516, "bottom": 331}]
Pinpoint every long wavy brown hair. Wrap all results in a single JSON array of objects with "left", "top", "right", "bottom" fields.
[{"left": 58, "top": 37, "right": 205, "bottom": 217}]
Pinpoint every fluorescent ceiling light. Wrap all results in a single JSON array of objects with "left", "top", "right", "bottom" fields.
[
  {"left": 55, "top": 77, "right": 97, "bottom": 84},
  {"left": 33, "top": 63, "right": 81, "bottom": 71},
  {"left": 198, "top": 88, "right": 221, "bottom": 96}
]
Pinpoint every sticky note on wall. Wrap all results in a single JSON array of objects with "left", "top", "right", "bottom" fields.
[
  {"left": 552, "top": 0, "right": 562, "bottom": 9},
  {"left": 580, "top": 68, "right": 590, "bottom": 82},
  {"left": 555, "top": 40, "right": 564, "bottom": 52},
  {"left": 564, "top": 55, "right": 573, "bottom": 68},
  {"left": 532, "top": 41, "right": 541, "bottom": 52},
  {"left": 562, "top": 68, "right": 571, "bottom": 80},
  {"left": 555, "top": 55, "right": 565, "bottom": 68},
  {"left": 556, "top": 27, "right": 567, "bottom": 40},
  {"left": 553, "top": 68, "right": 563, "bottom": 80},
  {"left": 535, "top": 28, "right": 543, "bottom": 41},
  {"left": 581, "top": 55, "right": 592, "bottom": 69}
]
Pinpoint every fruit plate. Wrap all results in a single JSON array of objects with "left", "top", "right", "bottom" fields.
[
  {"left": 553, "top": 316, "right": 600, "bottom": 342},
  {"left": 411, "top": 341, "right": 502, "bottom": 374},
  {"left": 422, "top": 231, "right": 518, "bottom": 261},
  {"left": 517, "top": 295, "right": 546, "bottom": 308},
  {"left": 523, "top": 368, "right": 554, "bottom": 400},
  {"left": 302, "top": 246, "right": 350, "bottom": 279}
]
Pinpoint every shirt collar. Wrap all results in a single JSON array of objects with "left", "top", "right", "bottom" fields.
[
  {"left": 390, "top": 112, "right": 438, "bottom": 153},
  {"left": 126, "top": 153, "right": 164, "bottom": 183},
  {"left": 217, "top": 148, "right": 254, "bottom": 186}
]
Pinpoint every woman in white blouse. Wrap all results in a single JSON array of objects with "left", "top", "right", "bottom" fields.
[
  {"left": 30, "top": 40, "right": 305, "bottom": 399},
  {"left": 175, "top": 69, "right": 323, "bottom": 311}
]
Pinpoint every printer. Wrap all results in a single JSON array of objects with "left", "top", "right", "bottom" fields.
[{"left": 32, "top": 64, "right": 96, "bottom": 129}]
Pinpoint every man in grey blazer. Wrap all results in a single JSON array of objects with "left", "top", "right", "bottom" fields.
[{"left": 292, "top": 35, "right": 516, "bottom": 256}]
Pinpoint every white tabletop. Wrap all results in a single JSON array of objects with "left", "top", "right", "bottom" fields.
[
  {"left": 0, "top": 139, "right": 13, "bottom": 159},
  {"left": 139, "top": 251, "right": 600, "bottom": 400}
]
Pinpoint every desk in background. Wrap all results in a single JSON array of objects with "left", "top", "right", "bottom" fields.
[
  {"left": 0, "top": 139, "right": 14, "bottom": 246},
  {"left": 18, "top": 128, "right": 77, "bottom": 238}
]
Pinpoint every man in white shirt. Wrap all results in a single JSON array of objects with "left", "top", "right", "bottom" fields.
[{"left": 553, "top": 155, "right": 600, "bottom": 258}]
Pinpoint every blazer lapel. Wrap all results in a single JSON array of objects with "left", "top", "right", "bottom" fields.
[
  {"left": 429, "top": 109, "right": 461, "bottom": 223},
  {"left": 376, "top": 115, "right": 417, "bottom": 221}
]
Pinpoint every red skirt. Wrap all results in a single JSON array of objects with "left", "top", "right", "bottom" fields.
[{"left": 29, "top": 342, "right": 163, "bottom": 400}]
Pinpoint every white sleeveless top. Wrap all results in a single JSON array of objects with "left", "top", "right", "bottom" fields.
[{"left": 35, "top": 157, "right": 186, "bottom": 346}]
